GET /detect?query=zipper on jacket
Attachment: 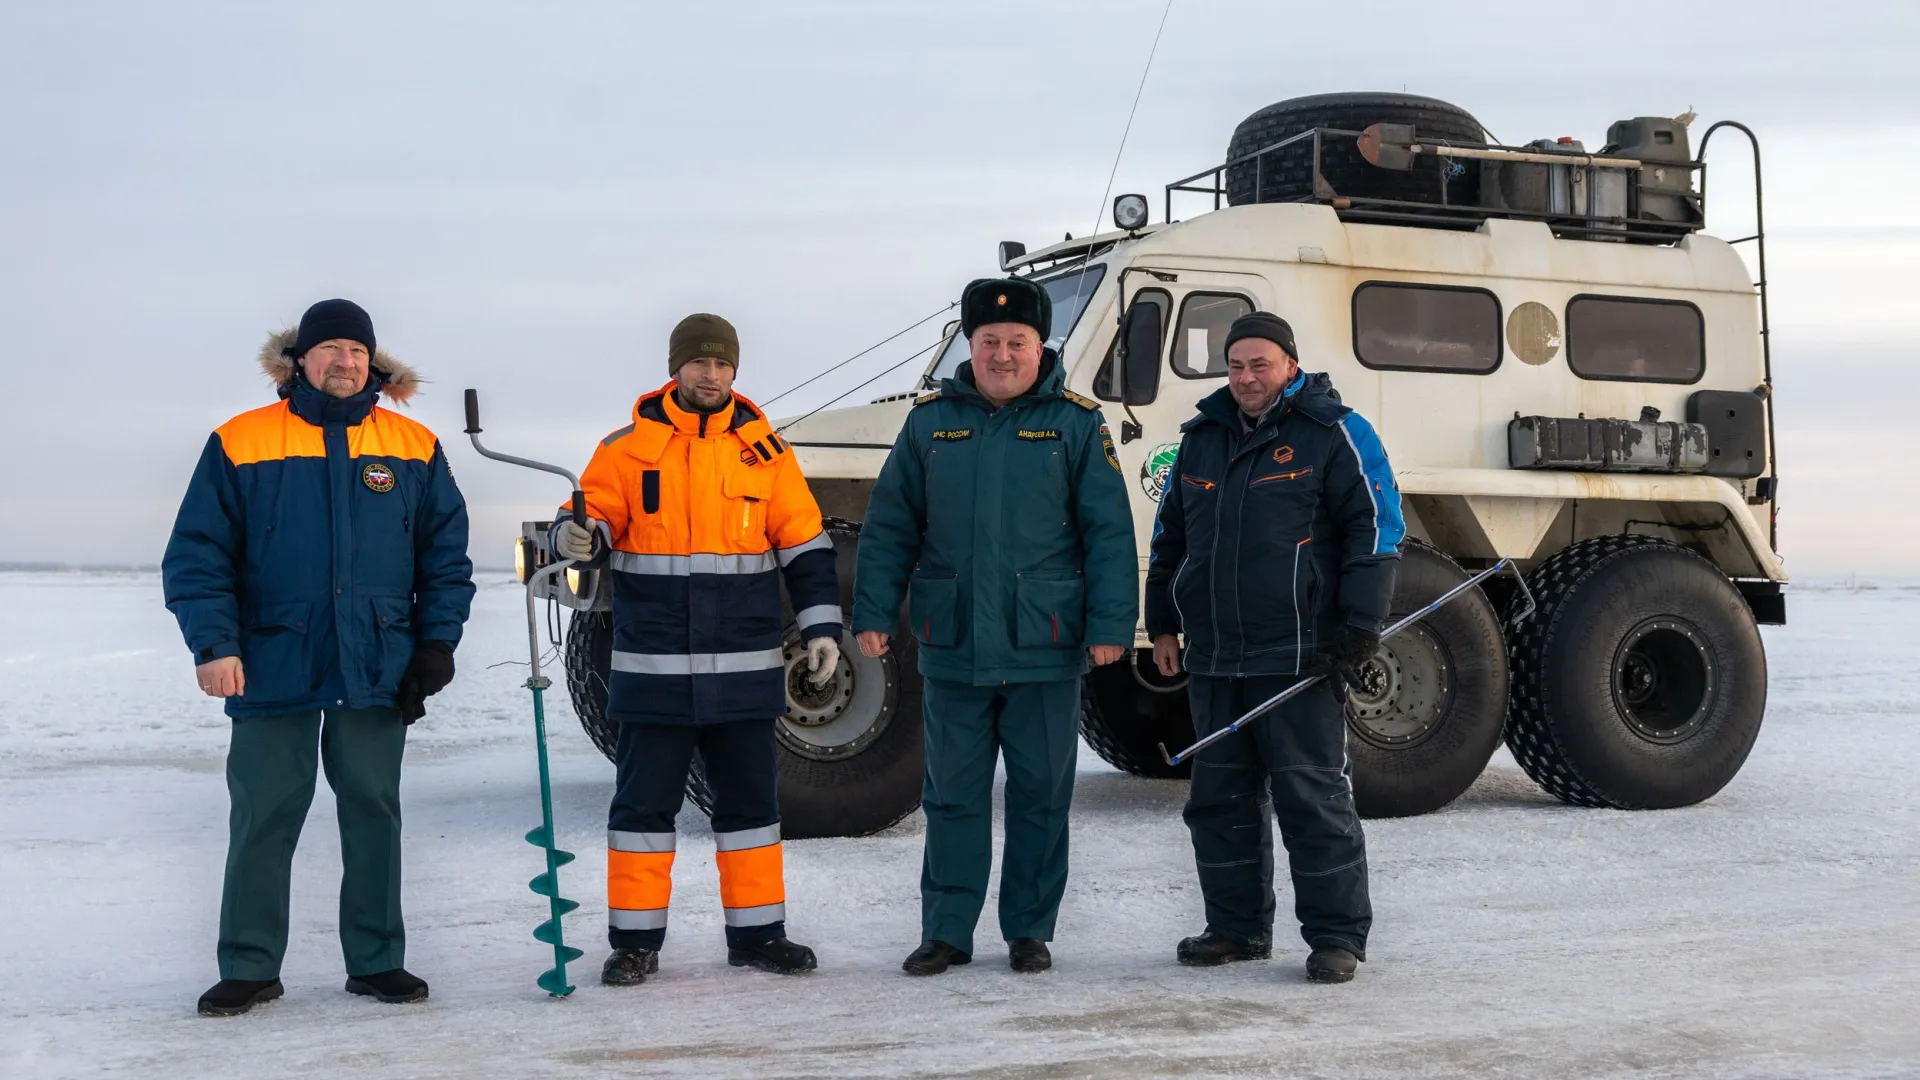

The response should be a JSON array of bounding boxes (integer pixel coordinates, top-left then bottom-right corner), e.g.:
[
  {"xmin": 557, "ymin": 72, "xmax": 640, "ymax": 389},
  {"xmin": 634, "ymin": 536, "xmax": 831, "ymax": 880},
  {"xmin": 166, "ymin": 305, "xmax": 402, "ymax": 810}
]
[
  {"xmin": 1252, "ymin": 467, "xmax": 1312, "ymax": 485},
  {"xmin": 1292, "ymin": 538, "xmax": 1309, "ymax": 675}
]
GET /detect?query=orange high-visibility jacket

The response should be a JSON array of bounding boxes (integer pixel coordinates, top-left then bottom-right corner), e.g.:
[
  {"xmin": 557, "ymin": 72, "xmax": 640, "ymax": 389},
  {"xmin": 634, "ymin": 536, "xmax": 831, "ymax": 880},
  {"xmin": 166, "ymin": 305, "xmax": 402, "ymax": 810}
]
[{"xmin": 555, "ymin": 382, "xmax": 840, "ymax": 725}]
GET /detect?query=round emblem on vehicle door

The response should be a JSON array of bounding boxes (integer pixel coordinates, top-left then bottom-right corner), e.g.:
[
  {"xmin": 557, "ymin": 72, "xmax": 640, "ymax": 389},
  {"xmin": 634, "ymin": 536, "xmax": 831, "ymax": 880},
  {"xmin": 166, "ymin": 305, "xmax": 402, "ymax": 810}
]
[
  {"xmin": 361, "ymin": 461, "xmax": 396, "ymax": 493},
  {"xmin": 1140, "ymin": 442, "xmax": 1181, "ymax": 502}
]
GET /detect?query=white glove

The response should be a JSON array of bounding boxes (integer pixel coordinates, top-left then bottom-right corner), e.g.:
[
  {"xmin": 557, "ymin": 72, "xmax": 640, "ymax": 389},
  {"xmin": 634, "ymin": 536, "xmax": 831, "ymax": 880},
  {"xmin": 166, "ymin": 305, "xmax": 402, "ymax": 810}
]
[
  {"xmin": 555, "ymin": 520, "xmax": 596, "ymax": 561},
  {"xmin": 805, "ymin": 636, "xmax": 841, "ymax": 684}
]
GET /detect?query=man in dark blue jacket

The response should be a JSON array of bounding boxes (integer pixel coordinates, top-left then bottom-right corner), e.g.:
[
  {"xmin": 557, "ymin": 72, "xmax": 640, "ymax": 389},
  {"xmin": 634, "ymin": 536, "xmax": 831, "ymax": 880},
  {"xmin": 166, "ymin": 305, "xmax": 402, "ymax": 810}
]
[
  {"xmin": 1144, "ymin": 311, "xmax": 1401, "ymax": 984},
  {"xmin": 163, "ymin": 299, "xmax": 474, "ymax": 1016}
]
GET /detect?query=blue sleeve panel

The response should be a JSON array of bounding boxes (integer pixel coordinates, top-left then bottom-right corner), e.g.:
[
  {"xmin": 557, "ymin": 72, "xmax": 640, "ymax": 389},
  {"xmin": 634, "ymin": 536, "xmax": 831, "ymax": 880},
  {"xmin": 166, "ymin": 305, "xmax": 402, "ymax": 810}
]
[
  {"xmin": 413, "ymin": 441, "xmax": 477, "ymax": 647},
  {"xmin": 1331, "ymin": 412, "xmax": 1405, "ymax": 630},
  {"xmin": 162, "ymin": 433, "xmax": 246, "ymax": 663},
  {"xmin": 780, "ymin": 546, "xmax": 841, "ymax": 640}
]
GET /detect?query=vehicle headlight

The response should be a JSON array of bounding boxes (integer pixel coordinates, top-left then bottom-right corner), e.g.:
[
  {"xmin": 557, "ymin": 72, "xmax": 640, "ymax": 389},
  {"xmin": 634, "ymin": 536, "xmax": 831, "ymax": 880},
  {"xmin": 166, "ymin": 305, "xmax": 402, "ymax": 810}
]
[{"xmin": 514, "ymin": 538, "xmax": 532, "ymax": 584}]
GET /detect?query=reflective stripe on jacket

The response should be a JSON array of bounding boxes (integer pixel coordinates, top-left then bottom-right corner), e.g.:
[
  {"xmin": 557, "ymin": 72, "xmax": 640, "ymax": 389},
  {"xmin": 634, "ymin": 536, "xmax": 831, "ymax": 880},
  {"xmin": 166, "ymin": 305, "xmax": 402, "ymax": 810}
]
[
  {"xmin": 162, "ymin": 374, "xmax": 475, "ymax": 716},
  {"xmin": 1144, "ymin": 372, "xmax": 1402, "ymax": 677},
  {"xmin": 558, "ymin": 383, "xmax": 838, "ymax": 724}
]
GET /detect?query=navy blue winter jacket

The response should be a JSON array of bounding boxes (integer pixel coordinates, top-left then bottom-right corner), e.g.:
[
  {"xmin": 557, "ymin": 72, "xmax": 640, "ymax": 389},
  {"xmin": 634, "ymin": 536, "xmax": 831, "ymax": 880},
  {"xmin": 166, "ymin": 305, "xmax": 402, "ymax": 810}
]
[
  {"xmin": 162, "ymin": 351, "xmax": 475, "ymax": 718},
  {"xmin": 1144, "ymin": 372, "xmax": 1403, "ymax": 677}
]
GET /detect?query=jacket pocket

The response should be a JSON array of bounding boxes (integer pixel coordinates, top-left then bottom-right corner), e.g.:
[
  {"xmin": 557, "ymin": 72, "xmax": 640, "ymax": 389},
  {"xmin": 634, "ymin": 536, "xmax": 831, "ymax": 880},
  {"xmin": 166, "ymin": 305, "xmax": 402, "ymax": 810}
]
[
  {"xmin": 369, "ymin": 594, "xmax": 415, "ymax": 694},
  {"xmin": 908, "ymin": 572, "xmax": 959, "ymax": 647},
  {"xmin": 1014, "ymin": 572, "xmax": 1086, "ymax": 648},
  {"xmin": 722, "ymin": 467, "xmax": 773, "ymax": 545},
  {"xmin": 238, "ymin": 601, "xmax": 312, "ymax": 706}
]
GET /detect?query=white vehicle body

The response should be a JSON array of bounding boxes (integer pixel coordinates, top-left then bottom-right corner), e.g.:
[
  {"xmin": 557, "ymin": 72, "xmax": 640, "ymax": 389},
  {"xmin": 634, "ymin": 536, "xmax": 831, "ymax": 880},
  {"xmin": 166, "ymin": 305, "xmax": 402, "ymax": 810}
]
[{"xmin": 782, "ymin": 201, "xmax": 1780, "ymax": 618}]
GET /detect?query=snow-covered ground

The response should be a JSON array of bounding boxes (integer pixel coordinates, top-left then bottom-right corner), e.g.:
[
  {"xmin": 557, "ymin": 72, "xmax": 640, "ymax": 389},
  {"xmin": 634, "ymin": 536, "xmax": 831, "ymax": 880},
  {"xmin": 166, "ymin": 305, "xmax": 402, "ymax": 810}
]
[{"xmin": 1, "ymin": 572, "xmax": 1916, "ymax": 1079}]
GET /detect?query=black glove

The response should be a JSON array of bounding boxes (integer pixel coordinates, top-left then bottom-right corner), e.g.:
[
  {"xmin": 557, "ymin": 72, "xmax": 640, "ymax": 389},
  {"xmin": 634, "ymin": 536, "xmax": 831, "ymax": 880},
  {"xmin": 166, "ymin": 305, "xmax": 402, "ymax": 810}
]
[
  {"xmin": 397, "ymin": 639, "xmax": 455, "ymax": 724},
  {"xmin": 1307, "ymin": 625, "xmax": 1381, "ymax": 689}
]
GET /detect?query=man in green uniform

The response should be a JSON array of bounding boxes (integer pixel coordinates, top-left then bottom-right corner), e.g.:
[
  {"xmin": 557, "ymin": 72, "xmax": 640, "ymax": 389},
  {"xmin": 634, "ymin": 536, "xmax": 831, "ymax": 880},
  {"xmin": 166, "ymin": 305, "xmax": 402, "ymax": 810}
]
[{"xmin": 853, "ymin": 276, "xmax": 1138, "ymax": 976}]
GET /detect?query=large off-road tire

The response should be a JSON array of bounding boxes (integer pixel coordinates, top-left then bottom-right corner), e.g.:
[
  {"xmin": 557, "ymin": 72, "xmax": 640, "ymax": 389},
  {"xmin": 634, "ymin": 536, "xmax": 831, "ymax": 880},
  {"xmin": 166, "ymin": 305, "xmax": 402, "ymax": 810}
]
[
  {"xmin": 1080, "ymin": 651, "xmax": 1196, "ymax": 780},
  {"xmin": 1505, "ymin": 535, "xmax": 1768, "ymax": 809},
  {"xmin": 564, "ymin": 607, "xmax": 618, "ymax": 758},
  {"xmin": 1225, "ymin": 91, "xmax": 1484, "ymax": 210},
  {"xmin": 565, "ymin": 520, "xmax": 925, "ymax": 838},
  {"xmin": 1346, "ymin": 541, "xmax": 1510, "ymax": 817}
]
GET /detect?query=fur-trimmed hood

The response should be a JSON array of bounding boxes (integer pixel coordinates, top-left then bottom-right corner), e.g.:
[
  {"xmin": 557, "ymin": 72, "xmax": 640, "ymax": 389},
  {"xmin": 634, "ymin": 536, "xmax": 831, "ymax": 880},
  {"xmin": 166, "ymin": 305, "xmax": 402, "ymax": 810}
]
[{"xmin": 258, "ymin": 327, "xmax": 421, "ymax": 404}]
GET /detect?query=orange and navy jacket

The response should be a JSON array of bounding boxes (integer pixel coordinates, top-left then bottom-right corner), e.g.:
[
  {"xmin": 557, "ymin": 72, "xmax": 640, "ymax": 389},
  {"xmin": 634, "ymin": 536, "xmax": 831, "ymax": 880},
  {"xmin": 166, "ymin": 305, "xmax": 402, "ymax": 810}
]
[
  {"xmin": 555, "ymin": 383, "xmax": 838, "ymax": 725},
  {"xmin": 162, "ymin": 372, "xmax": 475, "ymax": 717}
]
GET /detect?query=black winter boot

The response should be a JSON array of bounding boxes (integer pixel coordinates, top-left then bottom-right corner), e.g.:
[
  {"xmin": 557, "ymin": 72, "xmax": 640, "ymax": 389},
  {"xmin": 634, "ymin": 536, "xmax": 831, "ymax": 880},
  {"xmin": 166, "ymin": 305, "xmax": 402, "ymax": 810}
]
[
  {"xmin": 1008, "ymin": 939, "xmax": 1052, "ymax": 973},
  {"xmin": 345, "ymin": 968, "xmax": 429, "ymax": 1003},
  {"xmin": 901, "ymin": 940, "xmax": 971, "ymax": 976},
  {"xmin": 1306, "ymin": 946, "xmax": 1359, "ymax": 984},
  {"xmin": 601, "ymin": 948, "xmax": 658, "ymax": 986},
  {"xmin": 1177, "ymin": 931, "xmax": 1272, "ymax": 967},
  {"xmin": 197, "ymin": 978, "xmax": 283, "ymax": 1017},
  {"xmin": 728, "ymin": 937, "xmax": 817, "ymax": 975}
]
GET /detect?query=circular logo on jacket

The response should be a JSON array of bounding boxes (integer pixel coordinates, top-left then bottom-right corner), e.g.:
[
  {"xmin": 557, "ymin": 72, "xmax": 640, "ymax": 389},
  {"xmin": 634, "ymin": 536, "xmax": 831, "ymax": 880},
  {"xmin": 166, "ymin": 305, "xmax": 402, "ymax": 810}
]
[
  {"xmin": 361, "ymin": 461, "xmax": 396, "ymax": 493},
  {"xmin": 1140, "ymin": 442, "xmax": 1180, "ymax": 502}
]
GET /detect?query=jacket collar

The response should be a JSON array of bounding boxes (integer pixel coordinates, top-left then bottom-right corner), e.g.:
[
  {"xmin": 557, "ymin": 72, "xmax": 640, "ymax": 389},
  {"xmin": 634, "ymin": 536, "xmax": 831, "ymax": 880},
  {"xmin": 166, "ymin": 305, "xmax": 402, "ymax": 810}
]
[
  {"xmin": 286, "ymin": 372, "xmax": 381, "ymax": 427},
  {"xmin": 941, "ymin": 348, "xmax": 1064, "ymax": 410},
  {"xmin": 622, "ymin": 381, "xmax": 773, "ymax": 463}
]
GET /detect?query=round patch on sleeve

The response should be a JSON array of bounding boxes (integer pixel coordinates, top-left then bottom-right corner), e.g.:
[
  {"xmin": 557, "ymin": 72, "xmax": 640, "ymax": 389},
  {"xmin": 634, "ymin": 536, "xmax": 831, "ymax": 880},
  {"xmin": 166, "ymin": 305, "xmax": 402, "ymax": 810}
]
[{"xmin": 361, "ymin": 461, "xmax": 397, "ymax": 493}]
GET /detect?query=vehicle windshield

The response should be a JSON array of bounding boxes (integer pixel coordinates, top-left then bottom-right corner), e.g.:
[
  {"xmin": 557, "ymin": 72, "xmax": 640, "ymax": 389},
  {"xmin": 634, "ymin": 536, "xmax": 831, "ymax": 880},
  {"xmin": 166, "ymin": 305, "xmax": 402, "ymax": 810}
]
[{"xmin": 925, "ymin": 264, "xmax": 1109, "ymax": 386}]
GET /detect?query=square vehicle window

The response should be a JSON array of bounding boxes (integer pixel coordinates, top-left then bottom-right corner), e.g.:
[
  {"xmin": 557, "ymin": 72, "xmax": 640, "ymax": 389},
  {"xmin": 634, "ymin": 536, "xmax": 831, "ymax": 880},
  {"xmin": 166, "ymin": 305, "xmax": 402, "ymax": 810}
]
[
  {"xmin": 1352, "ymin": 282, "xmax": 1502, "ymax": 374},
  {"xmin": 1172, "ymin": 293, "xmax": 1255, "ymax": 377},
  {"xmin": 1567, "ymin": 295, "xmax": 1705, "ymax": 383}
]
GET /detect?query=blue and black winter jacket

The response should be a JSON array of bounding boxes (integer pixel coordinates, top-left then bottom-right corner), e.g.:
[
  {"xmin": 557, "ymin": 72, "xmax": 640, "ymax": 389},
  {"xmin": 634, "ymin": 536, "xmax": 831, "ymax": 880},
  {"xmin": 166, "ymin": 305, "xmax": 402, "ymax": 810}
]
[
  {"xmin": 1144, "ymin": 372, "xmax": 1403, "ymax": 677},
  {"xmin": 162, "ymin": 344, "xmax": 475, "ymax": 718}
]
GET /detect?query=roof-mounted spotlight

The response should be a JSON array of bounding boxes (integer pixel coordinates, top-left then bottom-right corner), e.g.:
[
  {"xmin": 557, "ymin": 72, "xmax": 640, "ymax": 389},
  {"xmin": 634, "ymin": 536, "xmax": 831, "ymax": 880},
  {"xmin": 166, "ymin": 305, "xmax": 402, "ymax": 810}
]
[
  {"xmin": 1113, "ymin": 193, "xmax": 1149, "ymax": 232},
  {"xmin": 997, "ymin": 240, "xmax": 1027, "ymax": 271}
]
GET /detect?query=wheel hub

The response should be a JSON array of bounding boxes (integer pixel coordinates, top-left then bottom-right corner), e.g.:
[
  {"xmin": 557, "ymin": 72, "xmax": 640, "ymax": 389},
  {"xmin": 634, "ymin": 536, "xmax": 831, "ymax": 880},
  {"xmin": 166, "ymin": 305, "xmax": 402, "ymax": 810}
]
[
  {"xmin": 776, "ymin": 634, "xmax": 895, "ymax": 761},
  {"xmin": 1345, "ymin": 624, "xmax": 1449, "ymax": 749},
  {"xmin": 1611, "ymin": 617, "xmax": 1715, "ymax": 744}
]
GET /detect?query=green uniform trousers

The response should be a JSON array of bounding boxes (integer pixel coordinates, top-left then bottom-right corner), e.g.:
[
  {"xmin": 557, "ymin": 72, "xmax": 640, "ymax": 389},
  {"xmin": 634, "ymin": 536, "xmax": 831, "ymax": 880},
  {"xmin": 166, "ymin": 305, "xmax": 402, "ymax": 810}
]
[
  {"xmin": 920, "ymin": 676, "xmax": 1081, "ymax": 954},
  {"xmin": 218, "ymin": 706, "xmax": 407, "ymax": 981}
]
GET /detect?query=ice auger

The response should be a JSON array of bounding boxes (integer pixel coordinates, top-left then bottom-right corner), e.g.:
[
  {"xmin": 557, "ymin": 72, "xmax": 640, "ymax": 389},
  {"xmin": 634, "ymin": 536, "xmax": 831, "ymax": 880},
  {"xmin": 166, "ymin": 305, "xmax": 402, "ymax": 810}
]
[
  {"xmin": 464, "ymin": 389, "xmax": 586, "ymax": 997},
  {"xmin": 1159, "ymin": 558, "xmax": 1536, "ymax": 767}
]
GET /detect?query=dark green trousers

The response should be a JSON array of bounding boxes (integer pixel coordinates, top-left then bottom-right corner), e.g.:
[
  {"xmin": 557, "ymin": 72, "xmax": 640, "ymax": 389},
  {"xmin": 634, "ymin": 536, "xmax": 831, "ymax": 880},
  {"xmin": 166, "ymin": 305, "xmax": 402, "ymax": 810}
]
[
  {"xmin": 218, "ymin": 706, "xmax": 407, "ymax": 980},
  {"xmin": 920, "ymin": 677, "xmax": 1081, "ymax": 954}
]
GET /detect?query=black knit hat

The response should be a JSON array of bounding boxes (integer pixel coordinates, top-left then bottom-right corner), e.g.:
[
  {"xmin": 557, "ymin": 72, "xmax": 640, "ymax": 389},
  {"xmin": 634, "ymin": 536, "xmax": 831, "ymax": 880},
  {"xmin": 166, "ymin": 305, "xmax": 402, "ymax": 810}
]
[
  {"xmin": 1223, "ymin": 311, "xmax": 1297, "ymax": 361},
  {"xmin": 961, "ymin": 277, "xmax": 1051, "ymax": 340},
  {"xmin": 290, "ymin": 298, "xmax": 376, "ymax": 359}
]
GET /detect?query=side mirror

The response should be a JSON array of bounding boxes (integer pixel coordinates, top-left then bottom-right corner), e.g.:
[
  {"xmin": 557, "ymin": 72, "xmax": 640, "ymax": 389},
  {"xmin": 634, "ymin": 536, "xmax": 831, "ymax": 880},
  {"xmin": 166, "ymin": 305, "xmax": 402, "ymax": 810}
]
[
  {"xmin": 1112, "ymin": 294, "xmax": 1165, "ymax": 424},
  {"xmin": 997, "ymin": 241, "xmax": 1027, "ymax": 271}
]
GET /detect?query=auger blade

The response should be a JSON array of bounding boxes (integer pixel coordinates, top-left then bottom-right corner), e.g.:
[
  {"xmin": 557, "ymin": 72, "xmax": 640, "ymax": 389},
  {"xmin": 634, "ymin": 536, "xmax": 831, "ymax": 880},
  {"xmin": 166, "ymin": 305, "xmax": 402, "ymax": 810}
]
[
  {"xmin": 533, "ymin": 920, "xmax": 583, "ymax": 949},
  {"xmin": 525, "ymin": 825, "xmax": 552, "ymax": 848},
  {"xmin": 530, "ymin": 871, "xmax": 560, "ymax": 896},
  {"xmin": 550, "ymin": 847, "xmax": 576, "ymax": 868},
  {"xmin": 552, "ymin": 896, "xmax": 581, "ymax": 916},
  {"xmin": 536, "ymin": 968, "xmax": 576, "ymax": 998}
]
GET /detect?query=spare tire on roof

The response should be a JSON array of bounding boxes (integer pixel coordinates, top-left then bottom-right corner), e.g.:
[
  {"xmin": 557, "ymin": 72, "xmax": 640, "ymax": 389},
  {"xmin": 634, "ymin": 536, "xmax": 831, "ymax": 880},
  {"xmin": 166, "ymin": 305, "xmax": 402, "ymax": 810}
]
[{"xmin": 1225, "ymin": 91, "xmax": 1485, "ymax": 210}]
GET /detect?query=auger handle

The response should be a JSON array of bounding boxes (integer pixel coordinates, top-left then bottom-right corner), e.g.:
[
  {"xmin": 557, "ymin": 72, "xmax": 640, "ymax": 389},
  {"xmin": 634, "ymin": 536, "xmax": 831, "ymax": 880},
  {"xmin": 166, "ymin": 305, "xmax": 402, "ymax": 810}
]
[
  {"xmin": 571, "ymin": 490, "xmax": 587, "ymax": 528},
  {"xmin": 464, "ymin": 388, "xmax": 482, "ymax": 435}
]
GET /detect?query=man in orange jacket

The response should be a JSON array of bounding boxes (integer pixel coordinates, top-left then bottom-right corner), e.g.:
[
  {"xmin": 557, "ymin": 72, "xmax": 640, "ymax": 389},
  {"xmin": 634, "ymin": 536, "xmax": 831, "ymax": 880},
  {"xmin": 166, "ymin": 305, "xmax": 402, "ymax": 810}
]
[{"xmin": 552, "ymin": 313, "xmax": 840, "ymax": 983}]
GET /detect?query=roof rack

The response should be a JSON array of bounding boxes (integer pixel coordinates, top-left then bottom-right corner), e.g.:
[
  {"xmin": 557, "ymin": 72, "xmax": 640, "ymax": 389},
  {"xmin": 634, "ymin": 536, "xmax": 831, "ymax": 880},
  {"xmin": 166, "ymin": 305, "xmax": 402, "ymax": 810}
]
[{"xmin": 1165, "ymin": 125, "xmax": 1707, "ymax": 245}]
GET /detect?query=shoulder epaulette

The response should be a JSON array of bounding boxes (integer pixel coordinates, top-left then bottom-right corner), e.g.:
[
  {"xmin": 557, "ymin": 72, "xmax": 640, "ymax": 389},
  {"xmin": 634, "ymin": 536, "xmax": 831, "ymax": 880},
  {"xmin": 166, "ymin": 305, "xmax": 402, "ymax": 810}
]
[
  {"xmin": 1062, "ymin": 390, "xmax": 1100, "ymax": 411},
  {"xmin": 913, "ymin": 390, "xmax": 943, "ymax": 406}
]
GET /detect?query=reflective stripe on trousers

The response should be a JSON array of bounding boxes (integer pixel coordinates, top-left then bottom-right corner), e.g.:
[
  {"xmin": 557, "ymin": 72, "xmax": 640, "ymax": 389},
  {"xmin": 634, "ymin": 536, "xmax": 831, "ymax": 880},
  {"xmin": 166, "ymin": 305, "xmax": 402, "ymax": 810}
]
[
  {"xmin": 714, "ymin": 824, "xmax": 785, "ymax": 927},
  {"xmin": 607, "ymin": 830, "xmax": 675, "ymax": 931},
  {"xmin": 610, "ymin": 648, "xmax": 786, "ymax": 676}
]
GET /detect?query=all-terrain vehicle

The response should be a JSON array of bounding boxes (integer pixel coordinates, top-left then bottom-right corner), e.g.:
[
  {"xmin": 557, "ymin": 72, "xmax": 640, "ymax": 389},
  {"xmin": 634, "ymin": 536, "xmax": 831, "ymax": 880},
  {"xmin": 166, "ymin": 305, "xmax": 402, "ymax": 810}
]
[{"xmin": 536, "ymin": 92, "xmax": 1783, "ymax": 836}]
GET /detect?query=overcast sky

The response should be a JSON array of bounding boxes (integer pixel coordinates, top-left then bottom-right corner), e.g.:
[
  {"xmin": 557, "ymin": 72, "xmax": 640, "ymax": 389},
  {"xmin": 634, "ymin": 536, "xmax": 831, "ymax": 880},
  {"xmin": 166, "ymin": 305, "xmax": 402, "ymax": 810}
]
[{"xmin": 3, "ymin": 1, "xmax": 1914, "ymax": 575}]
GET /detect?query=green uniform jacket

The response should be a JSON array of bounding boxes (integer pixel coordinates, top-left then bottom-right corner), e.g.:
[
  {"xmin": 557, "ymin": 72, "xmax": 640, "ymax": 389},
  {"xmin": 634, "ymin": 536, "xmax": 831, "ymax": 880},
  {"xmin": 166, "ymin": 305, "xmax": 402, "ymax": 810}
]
[{"xmin": 853, "ymin": 353, "xmax": 1139, "ymax": 686}]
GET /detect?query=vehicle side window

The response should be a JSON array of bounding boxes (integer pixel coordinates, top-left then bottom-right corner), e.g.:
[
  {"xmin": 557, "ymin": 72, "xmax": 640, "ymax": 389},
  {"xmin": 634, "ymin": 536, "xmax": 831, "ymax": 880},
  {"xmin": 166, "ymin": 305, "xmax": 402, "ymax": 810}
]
[
  {"xmin": 1566, "ymin": 295, "xmax": 1705, "ymax": 383},
  {"xmin": 1352, "ymin": 282, "xmax": 1502, "ymax": 374},
  {"xmin": 1171, "ymin": 293, "xmax": 1255, "ymax": 378},
  {"xmin": 1094, "ymin": 289, "xmax": 1169, "ymax": 404}
]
